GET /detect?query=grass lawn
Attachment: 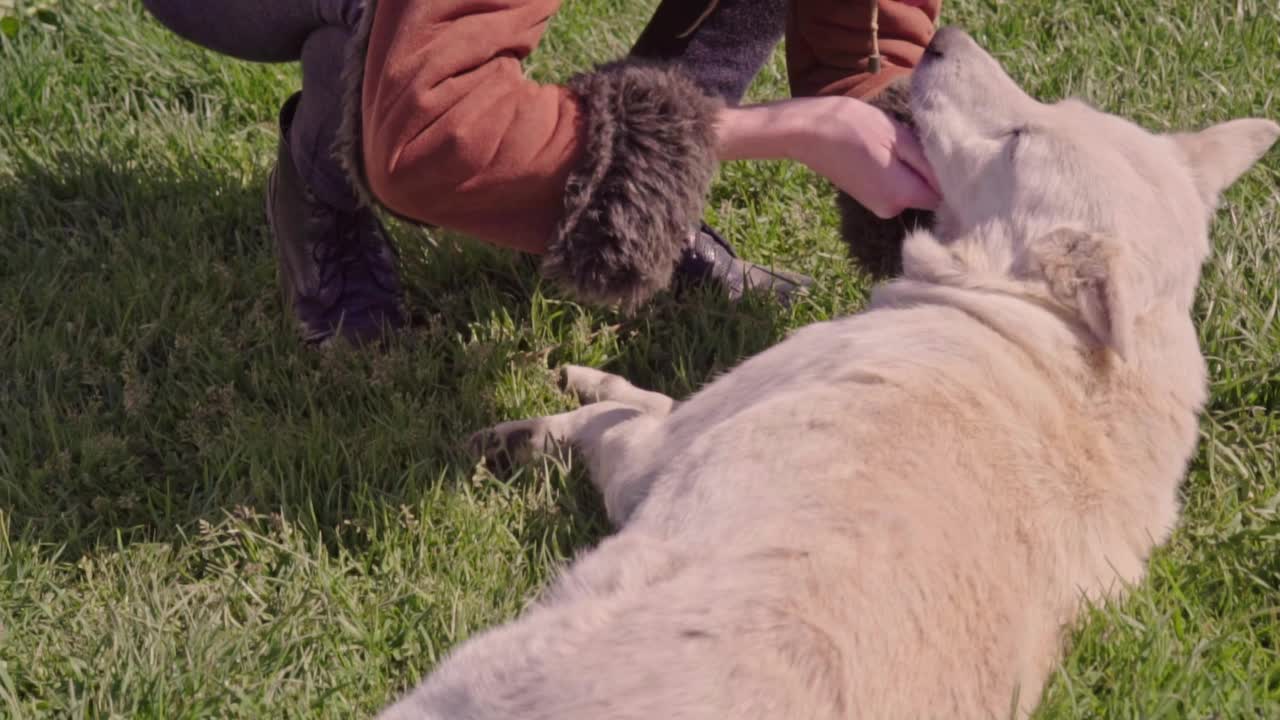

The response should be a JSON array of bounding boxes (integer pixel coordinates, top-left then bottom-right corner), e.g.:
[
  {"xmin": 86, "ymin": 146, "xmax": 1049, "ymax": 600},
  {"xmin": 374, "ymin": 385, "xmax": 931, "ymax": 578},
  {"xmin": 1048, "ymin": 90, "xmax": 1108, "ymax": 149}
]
[{"xmin": 2, "ymin": 0, "xmax": 1278, "ymax": 716}]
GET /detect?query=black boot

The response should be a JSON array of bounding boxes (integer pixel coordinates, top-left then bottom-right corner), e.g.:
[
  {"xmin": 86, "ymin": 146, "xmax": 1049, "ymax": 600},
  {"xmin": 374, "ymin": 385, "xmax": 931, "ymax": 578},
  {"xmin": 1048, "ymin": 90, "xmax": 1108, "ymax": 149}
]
[
  {"xmin": 674, "ymin": 223, "xmax": 812, "ymax": 303},
  {"xmin": 267, "ymin": 92, "xmax": 406, "ymax": 346}
]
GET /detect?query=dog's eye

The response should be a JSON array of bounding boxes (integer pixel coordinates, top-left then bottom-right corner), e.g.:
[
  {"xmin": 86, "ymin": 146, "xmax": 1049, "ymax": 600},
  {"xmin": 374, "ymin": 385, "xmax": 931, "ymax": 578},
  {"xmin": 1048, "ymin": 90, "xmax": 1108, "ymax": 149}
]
[{"xmin": 1004, "ymin": 126, "xmax": 1028, "ymax": 157}]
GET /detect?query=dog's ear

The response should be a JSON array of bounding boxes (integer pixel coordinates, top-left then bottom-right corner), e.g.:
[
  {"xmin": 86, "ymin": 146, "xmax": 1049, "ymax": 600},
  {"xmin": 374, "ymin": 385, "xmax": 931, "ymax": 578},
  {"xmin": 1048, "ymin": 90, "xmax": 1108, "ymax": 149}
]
[
  {"xmin": 1172, "ymin": 119, "xmax": 1279, "ymax": 206},
  {"xmin": 1028, "ymin": 228, "xmax": 1136, "ymax": 360}
]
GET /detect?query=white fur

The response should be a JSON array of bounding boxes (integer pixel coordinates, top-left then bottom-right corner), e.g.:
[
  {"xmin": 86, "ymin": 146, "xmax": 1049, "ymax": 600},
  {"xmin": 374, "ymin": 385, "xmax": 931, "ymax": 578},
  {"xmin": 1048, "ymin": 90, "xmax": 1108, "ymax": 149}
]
[{"xmin": 380, "ymin": 28, "xmax": 1278, "ymax": 719}]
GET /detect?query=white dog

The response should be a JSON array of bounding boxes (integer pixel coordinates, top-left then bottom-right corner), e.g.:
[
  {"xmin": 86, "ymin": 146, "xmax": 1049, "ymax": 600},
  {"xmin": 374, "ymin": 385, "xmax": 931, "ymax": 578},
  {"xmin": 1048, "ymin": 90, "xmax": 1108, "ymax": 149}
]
[{"xmin": 380, "ymin": 27, "xmax": 1278, "ymax": 719}]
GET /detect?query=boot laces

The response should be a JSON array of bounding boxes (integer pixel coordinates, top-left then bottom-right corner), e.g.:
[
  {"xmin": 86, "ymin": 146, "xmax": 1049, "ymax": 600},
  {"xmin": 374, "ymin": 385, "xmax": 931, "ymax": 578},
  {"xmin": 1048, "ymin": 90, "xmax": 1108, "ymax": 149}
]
[{"xmin": 310, "ymin": 208, "xmax": 400, "ymax": 308}]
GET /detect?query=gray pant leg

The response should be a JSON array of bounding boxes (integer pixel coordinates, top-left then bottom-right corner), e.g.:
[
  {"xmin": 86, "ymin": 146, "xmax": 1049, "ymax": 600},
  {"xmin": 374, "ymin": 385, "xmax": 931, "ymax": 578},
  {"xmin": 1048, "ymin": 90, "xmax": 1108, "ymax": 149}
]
[
  {"xmin": 629, "ymin": 0, "xmax": 788, "ymax": 105},
  {"xmin": 142, "ymin": 0, "xmax": 363, "ymax": 209}
]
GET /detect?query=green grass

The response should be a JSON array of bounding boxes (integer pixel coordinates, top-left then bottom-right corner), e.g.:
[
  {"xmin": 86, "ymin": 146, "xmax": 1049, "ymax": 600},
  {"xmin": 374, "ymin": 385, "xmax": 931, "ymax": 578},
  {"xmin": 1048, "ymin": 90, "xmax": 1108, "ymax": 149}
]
[{"xmin": 1, "ymin": 0, "xmax": 1278, "ymax": 716}]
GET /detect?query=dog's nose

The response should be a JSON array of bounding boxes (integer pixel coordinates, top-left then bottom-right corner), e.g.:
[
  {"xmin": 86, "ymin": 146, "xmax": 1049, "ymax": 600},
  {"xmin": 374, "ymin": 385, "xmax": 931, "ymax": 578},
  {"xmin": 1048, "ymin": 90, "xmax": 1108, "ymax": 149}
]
[{"xmin": 923, "ymin": 25, "xmax": 968, "ymax": 59}]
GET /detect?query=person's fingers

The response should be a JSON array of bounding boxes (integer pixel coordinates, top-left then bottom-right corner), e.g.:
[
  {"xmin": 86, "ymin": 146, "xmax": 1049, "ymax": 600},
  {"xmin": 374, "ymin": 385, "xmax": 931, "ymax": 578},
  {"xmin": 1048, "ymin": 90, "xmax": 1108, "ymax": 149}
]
[
  {"xmin": 807, "ymin": 100, "xmax": 940, "ymax": 216},
  {"xmin": 892, "ymin": 121, "xmax": 941, "ymax": 196},
  {"xmin": 881, "ymin": 161, "xmax": 941, "ymax": 217}
]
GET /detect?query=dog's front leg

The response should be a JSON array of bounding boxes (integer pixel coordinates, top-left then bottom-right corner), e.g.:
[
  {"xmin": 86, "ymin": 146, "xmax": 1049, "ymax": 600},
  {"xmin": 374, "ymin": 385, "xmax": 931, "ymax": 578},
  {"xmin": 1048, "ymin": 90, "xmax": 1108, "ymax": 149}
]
[
  {"xmin": 469, "ymin": 406, "xmax": 662, "ymax": 526},
  {"xmin": 558, "ymin": 365, "xmax": 678, "ymax": 416}
]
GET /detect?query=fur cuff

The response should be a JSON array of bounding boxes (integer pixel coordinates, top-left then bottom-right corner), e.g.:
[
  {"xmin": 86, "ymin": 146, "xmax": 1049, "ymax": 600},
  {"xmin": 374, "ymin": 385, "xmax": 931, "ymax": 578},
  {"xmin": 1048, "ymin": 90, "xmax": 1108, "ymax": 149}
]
[
  {"xmin": 542, "ymin": 61, "xmax": 723, "ymax": 309},
  {"xmin": 335, "ymin": 0, "xmax": 385, "ymax": 215},
  {"xmin": 838, "ymin": 78, "xmax": 935, "ymax": 279}
]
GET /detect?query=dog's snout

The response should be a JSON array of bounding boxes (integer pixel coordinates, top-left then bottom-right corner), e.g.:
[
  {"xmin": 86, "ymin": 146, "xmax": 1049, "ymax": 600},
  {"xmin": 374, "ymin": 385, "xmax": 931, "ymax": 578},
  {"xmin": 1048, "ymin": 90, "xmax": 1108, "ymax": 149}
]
[{"xmin": 923, "ymin": 26, "xmax": 970, "ymax": 60}]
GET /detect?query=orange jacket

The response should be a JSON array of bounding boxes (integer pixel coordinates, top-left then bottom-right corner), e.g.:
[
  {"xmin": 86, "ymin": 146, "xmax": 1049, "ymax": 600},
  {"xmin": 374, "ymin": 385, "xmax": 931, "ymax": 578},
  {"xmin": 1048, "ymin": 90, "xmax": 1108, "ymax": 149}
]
[
  {"xmin": 788, "ymin": 0, "xmax": 941, "ymax": 99},
  {"xmin": 340, "ymin": 0, "xmax": 940, "ymax": 305}
]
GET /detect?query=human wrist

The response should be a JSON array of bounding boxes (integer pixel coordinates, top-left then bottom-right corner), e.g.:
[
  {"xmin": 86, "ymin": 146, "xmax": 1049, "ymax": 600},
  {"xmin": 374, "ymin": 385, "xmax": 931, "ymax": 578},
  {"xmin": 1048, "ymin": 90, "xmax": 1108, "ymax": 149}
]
[{"xmin": 715, "ymin": 100, "xmax": 818, "ymax": 165}]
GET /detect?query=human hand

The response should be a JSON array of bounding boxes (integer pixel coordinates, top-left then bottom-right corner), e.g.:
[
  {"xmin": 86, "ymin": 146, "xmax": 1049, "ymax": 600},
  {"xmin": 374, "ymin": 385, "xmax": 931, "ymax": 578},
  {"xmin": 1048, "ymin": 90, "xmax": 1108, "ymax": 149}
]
[
  {"xmin": 716, "ymin": 97, "xmax": 941, "ymax": 217},
  {"xmin": 786, "ymin": 96, "xmax": 941, "ymax": 218}
]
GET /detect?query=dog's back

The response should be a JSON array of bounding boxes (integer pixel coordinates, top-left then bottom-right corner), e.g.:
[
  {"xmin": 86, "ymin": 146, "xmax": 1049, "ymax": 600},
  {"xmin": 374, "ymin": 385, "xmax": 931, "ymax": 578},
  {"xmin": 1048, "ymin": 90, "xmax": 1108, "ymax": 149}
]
[{"xmin": 383, "ymin": 291, "xmax": 1193, "ymax": 719}]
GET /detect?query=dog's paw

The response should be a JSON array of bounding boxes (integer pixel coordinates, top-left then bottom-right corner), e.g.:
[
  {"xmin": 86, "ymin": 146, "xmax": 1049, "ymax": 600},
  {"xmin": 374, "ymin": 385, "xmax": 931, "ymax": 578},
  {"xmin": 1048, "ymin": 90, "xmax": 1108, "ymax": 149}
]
[
  {"xmin": 467, "ymin": 420, "xmax": 552, "ymax": 472},
  {"xmin": 559, "ymin": 365, "xmax": 620, "ymax": 404}
]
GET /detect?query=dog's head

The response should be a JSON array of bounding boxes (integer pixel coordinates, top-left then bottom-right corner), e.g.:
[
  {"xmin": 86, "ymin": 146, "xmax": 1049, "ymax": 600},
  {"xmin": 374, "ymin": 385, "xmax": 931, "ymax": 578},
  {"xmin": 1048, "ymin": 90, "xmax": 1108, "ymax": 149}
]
[{"xmin": 902, "ymin": 27, "xmax": 1277, "ymax": 360}]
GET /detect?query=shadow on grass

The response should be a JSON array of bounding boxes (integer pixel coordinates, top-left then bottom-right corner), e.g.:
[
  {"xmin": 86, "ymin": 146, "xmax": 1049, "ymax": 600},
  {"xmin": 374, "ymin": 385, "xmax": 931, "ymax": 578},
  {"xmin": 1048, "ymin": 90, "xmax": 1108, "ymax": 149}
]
[{"xmin": 0, "ymin": 150, "xmax": 795, "ymax": 560}]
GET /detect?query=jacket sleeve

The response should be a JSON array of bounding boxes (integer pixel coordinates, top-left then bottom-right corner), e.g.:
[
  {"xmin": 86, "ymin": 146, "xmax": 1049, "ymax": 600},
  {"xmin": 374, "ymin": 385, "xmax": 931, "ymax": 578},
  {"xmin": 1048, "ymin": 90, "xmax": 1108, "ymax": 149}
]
[
  {"xmin": 345, "ymin": 0, "xmax": 723, "ymax": 308},
  {"xmin": 785, "ymin": 0, "xmax": 941, "ymax": 100}
]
